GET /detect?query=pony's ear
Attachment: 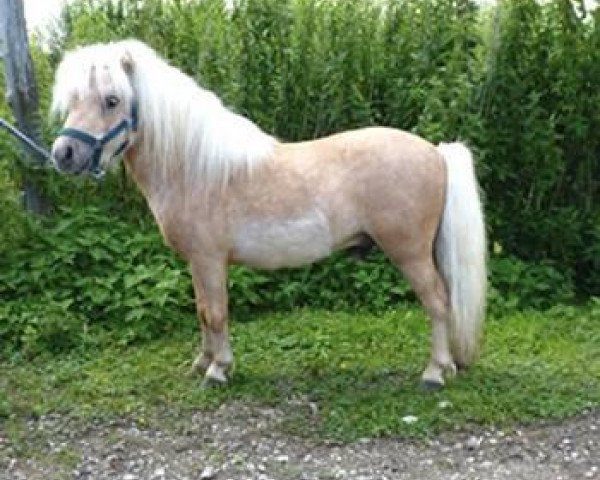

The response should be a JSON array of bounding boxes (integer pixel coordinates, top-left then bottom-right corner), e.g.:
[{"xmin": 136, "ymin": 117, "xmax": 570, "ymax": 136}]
[{"xmin": 121, "ymin": 50, "xmax": 134, "ymax": 75}]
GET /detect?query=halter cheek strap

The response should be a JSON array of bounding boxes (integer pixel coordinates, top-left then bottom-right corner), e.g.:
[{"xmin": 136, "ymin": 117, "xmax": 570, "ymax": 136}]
[{"xmin": 58, "ymin": 99, "xmax": 139, "ymax": 179}]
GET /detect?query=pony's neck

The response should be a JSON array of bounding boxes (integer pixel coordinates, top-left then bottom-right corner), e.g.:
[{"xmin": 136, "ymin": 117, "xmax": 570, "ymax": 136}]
[
  {"xmin": 124, "ymin": 147, "xmax": 150, "ymax": 195},
  {"xmin": 130, "ymin": 58, "xmax": 277, "ymax": 192},
  {"xmin": 124, "ymin": 145, "xmax": 184, "ymax": 223}
]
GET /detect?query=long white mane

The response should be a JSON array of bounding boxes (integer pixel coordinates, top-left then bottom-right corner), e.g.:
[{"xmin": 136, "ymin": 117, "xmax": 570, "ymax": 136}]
[{"xmin": 51, "ymin": 39, "xmax": 276, "ymax": 187}]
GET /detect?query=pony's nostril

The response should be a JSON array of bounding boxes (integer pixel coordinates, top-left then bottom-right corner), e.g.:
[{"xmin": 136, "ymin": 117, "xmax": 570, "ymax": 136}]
[
  {"xmin": 54, "ymin": 143, "xmax": 75, "ymax": 169},
  {"xmin": 64, "ymin": 145, "xmax": 73, "ymax": 161}
]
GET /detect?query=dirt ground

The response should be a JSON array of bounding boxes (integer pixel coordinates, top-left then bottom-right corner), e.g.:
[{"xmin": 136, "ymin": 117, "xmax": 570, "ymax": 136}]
[{"xmin": 1, "ymin": 403, "xmax": 597, "ymax": 480}]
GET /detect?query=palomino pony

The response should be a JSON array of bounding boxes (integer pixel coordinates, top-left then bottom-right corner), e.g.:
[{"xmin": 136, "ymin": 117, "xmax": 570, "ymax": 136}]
[{"xmin": 51, "ymin": 39, "xmax": 486, "ymax": 390}]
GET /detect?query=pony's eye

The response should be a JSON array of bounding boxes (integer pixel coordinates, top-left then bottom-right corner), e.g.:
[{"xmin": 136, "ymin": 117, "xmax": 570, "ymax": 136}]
[{"xmin": 105, "ymin": 95, "xmax": 120, "ymax": 109}]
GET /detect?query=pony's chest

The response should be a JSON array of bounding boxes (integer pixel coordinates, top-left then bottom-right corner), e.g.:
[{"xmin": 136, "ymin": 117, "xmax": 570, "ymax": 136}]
[{"xmin": 231, "ymin": 209, "xmax": 332, "ymax": 269}]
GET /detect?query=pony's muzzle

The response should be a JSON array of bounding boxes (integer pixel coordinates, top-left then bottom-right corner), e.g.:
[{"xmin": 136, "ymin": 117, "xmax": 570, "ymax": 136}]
[{"xmin": 51, "ymin": 136, "xmax": 93, "ymax": 174}]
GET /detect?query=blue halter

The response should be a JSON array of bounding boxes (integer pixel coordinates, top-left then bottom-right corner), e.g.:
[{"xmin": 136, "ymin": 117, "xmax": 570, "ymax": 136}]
[{"xmin": 58, "ymin": 99, "xmax": 138, "ymax": 179}]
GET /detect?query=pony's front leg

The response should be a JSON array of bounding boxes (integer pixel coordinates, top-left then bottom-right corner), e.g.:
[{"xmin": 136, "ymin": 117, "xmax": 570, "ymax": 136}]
[{"xmin": 189, "ymin": 257, "xmax": 233, "ymax": 386}]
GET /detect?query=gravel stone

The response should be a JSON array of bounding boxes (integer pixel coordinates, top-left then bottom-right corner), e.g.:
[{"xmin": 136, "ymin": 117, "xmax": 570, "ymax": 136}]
[{"xmin": 200, "ymin": 465, "xmax": 218, "ymax": 479}]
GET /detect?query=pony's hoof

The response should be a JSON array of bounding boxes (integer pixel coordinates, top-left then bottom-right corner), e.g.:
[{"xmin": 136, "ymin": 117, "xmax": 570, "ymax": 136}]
[
  {"xmin": 421, "ymin": 379, "xmax": 444, "ymax": 391},
  {"xmin": 200, "ymin": 362, "xmax": 229, "ymax": 389},
  {"xmin": 201, "ymin": 376, "xmax": 227, "ymax": 389}
]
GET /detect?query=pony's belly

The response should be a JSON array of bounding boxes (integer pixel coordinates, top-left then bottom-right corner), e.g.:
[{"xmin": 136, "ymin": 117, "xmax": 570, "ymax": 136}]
[{"xmin": 231, "ymin": 210, "xmax": 333, "ymax": 269}]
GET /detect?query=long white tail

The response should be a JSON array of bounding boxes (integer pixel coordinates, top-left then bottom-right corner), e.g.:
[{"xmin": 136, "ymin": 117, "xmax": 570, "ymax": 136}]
[{"xmin": 435, "ymin": 143, "xmax": 487, "ymax": 367}]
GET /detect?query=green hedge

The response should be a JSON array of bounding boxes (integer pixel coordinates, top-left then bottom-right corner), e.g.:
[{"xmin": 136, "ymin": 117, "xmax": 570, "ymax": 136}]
[
  {"xmin": 0, "ymin": 206, "xmax": 575, "ymax": 357},
  {"xmin": 0, "ymin": 0, "xmax": 597, "ymax": 357},
  {"xmin": 33, "ymin": 0, "xmax": 597, "ymax": 294},
  {"xmin": 478, "ymin": 1, "xmax": 600, "ymax": 294}
]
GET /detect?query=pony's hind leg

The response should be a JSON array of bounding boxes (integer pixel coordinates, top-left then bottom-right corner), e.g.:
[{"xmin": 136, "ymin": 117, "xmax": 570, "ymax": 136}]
[
  {"xmin": 189, "ymin": 257, "xmax": 234, "ymax": 386},
  {"xmin": 377, "ymin": 239, "xmax": 455, "ymax": 389},
  {"xmin": 401, "ymin": 257, "xmax": 455, "ymax": 389}
]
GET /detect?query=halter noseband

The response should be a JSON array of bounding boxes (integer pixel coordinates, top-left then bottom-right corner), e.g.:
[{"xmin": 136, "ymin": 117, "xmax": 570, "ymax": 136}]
[{"xmin": 58, "ymin": 99, "xmax": 139, "ymax": 179}]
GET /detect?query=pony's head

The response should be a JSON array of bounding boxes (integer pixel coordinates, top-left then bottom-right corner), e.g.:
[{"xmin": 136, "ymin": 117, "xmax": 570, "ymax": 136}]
[
  {"xmin": 51, "ymin": 39, "xmax": 275, "ymax": 186},
  {"xmin": 51, "ymin": 41, "xmax": 144, "ymax": 177}
]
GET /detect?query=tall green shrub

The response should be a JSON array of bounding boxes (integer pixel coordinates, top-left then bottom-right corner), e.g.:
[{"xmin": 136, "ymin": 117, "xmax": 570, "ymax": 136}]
[
  {"xmin": 4, "ymin": 0, "xmax": 598, "ymax": 357},
  {"xmin": 479, "ymin": 0, "xmax": 600, "ymax": 292},
  {"xmin": 17, "ymin": 0, "xmax": 599, "ymax": 298},
  {"xmin": 0, "ymin": 71, "xmax": 27, "ymax": 251}
]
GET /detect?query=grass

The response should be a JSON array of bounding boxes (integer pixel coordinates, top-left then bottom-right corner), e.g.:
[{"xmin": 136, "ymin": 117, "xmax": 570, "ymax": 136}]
[{"xmin": 1, "ymin": 304, "xmax": 599, "ymax": 442}]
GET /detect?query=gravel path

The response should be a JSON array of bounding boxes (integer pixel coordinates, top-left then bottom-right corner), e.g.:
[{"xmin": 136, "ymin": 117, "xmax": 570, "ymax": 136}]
[{"xmin": 1, "ymin": 403, "xmax": 597, "ymax": 480}]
